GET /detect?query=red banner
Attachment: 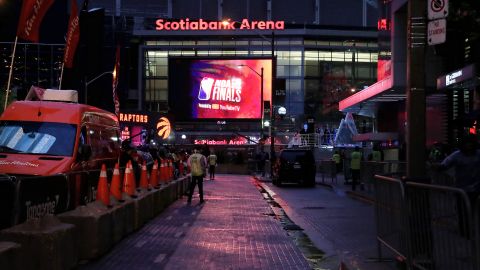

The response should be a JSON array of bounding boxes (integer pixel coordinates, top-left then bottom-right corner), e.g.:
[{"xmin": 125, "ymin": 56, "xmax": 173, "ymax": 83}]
[
  {"xmin": 63, "ymin": 0, "xmax": 80, "ymax": 68},
  {"xmin": 112, "ymin": 46, "xmax": 120, "ymax": 116},
  {"xmin": 17, "ymin": 0, "xmax": 55, "ymax": 42}
]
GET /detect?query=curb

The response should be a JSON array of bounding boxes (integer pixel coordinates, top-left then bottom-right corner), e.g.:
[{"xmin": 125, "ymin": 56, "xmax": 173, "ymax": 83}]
[{"xmin": 253, "ymin": 176, "xmax": 346, "ymax": 270}]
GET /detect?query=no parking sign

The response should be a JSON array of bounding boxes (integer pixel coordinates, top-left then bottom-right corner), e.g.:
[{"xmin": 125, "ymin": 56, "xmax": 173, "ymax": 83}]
[{"xmin": 428, "ymin": 0, "xmax": 448, "ymax": 20}]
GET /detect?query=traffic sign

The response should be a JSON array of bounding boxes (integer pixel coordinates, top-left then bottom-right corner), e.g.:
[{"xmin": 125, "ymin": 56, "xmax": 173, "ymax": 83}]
[
  {"xmin": 428, "ymin": 19, "xmax": 446, "ymax": 45},
  {"xmin": 428, "ymin": 0, "xmax": 448, "ymax": 20}
]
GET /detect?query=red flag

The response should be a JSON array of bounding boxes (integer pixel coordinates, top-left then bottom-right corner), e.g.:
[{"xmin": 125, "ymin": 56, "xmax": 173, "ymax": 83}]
[
  {"xmin": 17, "ymin": 0, "xmax": 55, "ymax": 42},
  {"xmin": 63, "ymin": 0, "xmax": 80, "ymax": 68},
  {"xmin": 112, "ymin": 46, "xmax": 120, "ymax": 116}
]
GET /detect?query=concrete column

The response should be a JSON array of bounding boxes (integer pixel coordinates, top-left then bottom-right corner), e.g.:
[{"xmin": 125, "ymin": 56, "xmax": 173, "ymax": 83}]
[{"xmin": 406, "ymin": 0, "xmax": 427, "ymax": 179}]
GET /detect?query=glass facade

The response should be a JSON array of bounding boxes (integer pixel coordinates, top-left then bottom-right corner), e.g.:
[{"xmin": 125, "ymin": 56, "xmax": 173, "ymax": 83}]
[
  {"xmin": 0, "ymin": 42, "xmax": 64, "ymax": 101},
  {"xmin": 142, "ymin": 38, "xmax": 378, "ymax": 126}
]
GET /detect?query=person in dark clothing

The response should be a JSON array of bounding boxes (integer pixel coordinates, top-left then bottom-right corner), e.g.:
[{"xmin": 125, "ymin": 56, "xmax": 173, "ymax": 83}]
[
  {"xmin": 119, "ymin": 140, "xmax": 142, "ymax": 184},
  {"xmin": 258, "ymin": 149, "xmax": 269, "ymax": 177}
]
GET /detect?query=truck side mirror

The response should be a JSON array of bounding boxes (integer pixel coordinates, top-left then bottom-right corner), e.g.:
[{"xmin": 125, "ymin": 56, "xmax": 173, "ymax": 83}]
[{"xmin": 78, "ymin": 144, "xmax": 92, "ymax": 161}]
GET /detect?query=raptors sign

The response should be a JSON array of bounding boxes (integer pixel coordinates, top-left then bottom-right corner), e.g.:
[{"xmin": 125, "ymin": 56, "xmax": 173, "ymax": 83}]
[{"xmin": 168, "ymin": 58, "xmax": 272, "ymax": 120}]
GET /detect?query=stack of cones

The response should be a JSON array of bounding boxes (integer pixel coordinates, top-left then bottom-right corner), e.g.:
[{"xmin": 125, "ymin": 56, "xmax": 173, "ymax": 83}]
[
  {"xmin": 123, "ymin": 160, "xmax": 137, "ymax": 198},
  {"xmin": 110, "ymin": 163, "xmax": 123, "ymax": 202},
  {"xmin": 149, "ymin": 160, "xmax": 159, "ymax": 188},
  {"xmin": 139, "ymin": 161, "xmax": 149, "ymax": 190},
  {"xmin": 167, "ymin": 160, "xmax": 172, "ymax": 181},
  {"xmin": 160, "ymin": 158, "xmax": 166, "ymax": 184},
  {"xmin": 97, "ymin": 164, "xmax": 111, "ymax": 207}
]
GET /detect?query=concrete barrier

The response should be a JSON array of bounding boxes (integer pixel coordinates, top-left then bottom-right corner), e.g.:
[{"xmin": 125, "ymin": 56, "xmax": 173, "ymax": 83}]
[
  {"xmin": 0, "ymin": 241, "xmax": 21, "ymax": 270},
  {"xmin": 0, "ymin": 215, "xmax": 77, "ymax": 270},
  {"xmin": 58, "ymin": 201, "xmax": 113, "ymax": 261},
  {"xmin": 0, "ymin": 175, "xmax": 190, "ymax": 268},
  {"xmin": 152, "ymin": 186, "xmax": 165, "ymax": 215}
]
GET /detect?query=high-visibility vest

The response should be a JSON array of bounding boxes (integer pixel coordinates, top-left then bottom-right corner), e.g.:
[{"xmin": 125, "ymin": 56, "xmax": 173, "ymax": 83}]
[
  {"xmin": 332, "ymin": 154, "xmax": 341, "ymax": 164},
  {"xmin": 350, "ymin": 151, "xmax": 361, "ymax": 170}
]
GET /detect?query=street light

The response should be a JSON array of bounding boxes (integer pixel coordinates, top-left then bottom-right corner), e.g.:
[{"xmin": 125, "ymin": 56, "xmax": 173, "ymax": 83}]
[
  {"xmin": 84, "ymin": 71, "xmax": 113, "ymax": 104},
  {"xmin": 224, "ymin": 18, "xmax": 276, "ymax": 177},
  {"xmin": 238, "ymin": 64, "xmax": 264, "ymax": 135}
]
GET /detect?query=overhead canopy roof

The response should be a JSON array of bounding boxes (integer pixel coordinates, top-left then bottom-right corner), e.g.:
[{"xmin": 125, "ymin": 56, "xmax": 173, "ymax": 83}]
[{"xmin": 338, "ymin": 76, "xmax": 405, "ymax": 117}]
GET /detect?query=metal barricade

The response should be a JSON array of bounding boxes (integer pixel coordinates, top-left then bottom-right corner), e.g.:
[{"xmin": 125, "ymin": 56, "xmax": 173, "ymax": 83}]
[
  {"xmin": 406, "ymin": 182, "xmax": 477, "ymax": 270},
  {"xmin": 319, "ymin": 160, "xmax": 337, "ymax": 183},
  {"xmin": 374, "ymin": 175, "xmax": 409, "ymax": 264},
  {"xmin": 361, "ymin": 161, "xmax": 387, "ymax": 193}
]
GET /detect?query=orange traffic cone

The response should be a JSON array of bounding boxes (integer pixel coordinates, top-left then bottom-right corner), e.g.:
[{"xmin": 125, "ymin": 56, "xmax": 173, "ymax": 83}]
[
  {"xmin": 97, "ymin": 164, "xmax": 111, "ymax": 207},
  {"xmin": 139, "ymin": 161, "xmax": 149, "ymax": 189},
  {"xmin": 110, "ymin": 163, "xmax": 123, "ymax": 202},
  {"xmin": 123, "ymin": 160, "xmax": 137, "ymax": 197},
  {"xmin": 160, "ymin": 158, "xmax": 166, "ymax": 184},
  {"xmin": 149, "ymin": 160, "xmax": 159, "ymax": 188},
  {"xmin": 168, "ymin": 160, "xmax": 173, "ymax": 180}
]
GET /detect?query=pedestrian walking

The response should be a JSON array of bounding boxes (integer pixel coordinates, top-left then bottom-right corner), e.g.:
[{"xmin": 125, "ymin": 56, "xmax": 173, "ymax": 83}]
[
  {"xmin": 436, "ymin": 134, "xmax": 480, "ymax": 237},
  {"xmin": 207, "ymin": 151, "xmax": 218, "ymax": 180},
  {"xmin": 258, "ymin": 149, "xmax": 269, "ymax": 177},
  {"xmin": 187, "ymin": 147, "xmax": 207, "ymax": 204},
  {"xmin": 350, "ymin": 146, "xmax": 362, "ymax": 191},
  {"xmin": 332, "ymin": 150, "xmax": 341, "ymax": 174},
  {"xmin": 437, "ymin": 134, "xmax": 480, "ymax": 201}
]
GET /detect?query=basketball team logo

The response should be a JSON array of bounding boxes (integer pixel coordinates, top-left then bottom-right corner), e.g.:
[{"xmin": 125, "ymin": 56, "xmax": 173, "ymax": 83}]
[{"xmin": 156, "ymin": 117, "xmax": 171, "ymax": 139}]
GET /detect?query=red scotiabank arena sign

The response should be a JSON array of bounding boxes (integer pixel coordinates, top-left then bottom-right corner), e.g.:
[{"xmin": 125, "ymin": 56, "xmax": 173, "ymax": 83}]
[{"xmin": 156, "ymin": 18, "xmax": 285, "ymax": 31}]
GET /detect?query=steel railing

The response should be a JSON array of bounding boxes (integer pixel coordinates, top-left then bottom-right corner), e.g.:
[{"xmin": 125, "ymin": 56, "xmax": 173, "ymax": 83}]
[{"xmin": 374, "ymin": 174, "xmax": 480, "ymax": 270}]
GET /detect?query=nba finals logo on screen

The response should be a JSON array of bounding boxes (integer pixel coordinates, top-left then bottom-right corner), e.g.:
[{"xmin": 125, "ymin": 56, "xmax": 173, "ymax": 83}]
[{"xmin": 198, "ymin": 77, "xmax": 242, "ymax": 103}]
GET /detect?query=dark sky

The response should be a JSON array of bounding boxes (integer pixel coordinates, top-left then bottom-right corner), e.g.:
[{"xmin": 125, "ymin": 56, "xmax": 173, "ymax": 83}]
[{"xmin": 0, "ymin": 0, "xmax": 67, "ymax": 43}]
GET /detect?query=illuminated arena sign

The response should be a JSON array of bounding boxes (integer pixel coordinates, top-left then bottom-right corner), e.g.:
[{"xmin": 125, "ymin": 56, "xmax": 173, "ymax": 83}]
[{"xmin": 156, "ymin": 18, "xmax": 284, "ymax": 31}]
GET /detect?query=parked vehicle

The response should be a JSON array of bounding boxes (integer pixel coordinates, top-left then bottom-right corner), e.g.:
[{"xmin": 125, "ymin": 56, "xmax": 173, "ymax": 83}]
[
  {"xmin": 0, "ymin": 90, "xmax": 120, "ymax": 175},
  {"xmin": 0, "ymin": 89, "xmax": 121, "ymax": 228},
  {"xmin": 272, "ymin": 148, "xmax": 316, "ymax": 187}
]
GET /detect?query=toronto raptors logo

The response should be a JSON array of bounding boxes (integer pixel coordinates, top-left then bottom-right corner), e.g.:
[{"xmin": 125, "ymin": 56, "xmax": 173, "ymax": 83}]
[{"xmin": 156, "ymin": 117, "xmax": 171, "ymax": 139}]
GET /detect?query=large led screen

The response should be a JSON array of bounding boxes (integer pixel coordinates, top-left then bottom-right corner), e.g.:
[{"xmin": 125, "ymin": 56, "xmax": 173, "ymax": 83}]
[{"xmin": 168, "ymin": 58, "xmax": 272, "ymax": 120}]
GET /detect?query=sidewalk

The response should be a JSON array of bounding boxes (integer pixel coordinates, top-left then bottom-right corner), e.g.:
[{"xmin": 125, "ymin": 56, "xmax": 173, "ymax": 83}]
[
  {"xmin": 81, "ymin": 175, "xmax": 311, "ymax": 270},
  {"xmin": 254, "ymin": 172, "xmax": 397, "ymax": 270},
  {"xmin": 255, "ymin": 172, "xmax": 376, "ymax": 204}
]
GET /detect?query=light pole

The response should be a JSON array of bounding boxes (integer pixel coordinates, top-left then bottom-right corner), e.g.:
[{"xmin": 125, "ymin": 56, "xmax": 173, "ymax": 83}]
[
  {"xmin": 223, "ymin": 19, "xmax": 276, "ymax": 176},
  {"xmin": 238, "ymin": 65, "xmax": 264, "ymax": 136},
  {"xmin": 84, "ymin": 71, "xmax": 113, "ymax": 104}
]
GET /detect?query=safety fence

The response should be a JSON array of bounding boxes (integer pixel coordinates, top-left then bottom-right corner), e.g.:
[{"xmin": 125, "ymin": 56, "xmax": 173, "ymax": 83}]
[
  {"xmin": 318, "ymin": 160, "xmax": 406, "ymax": 188},
  {"xmin": 361, "ymin": 161, "xmax": 406, "ymax": 192},
  {"xmin": 318, "ymin": 160, "xmax": 338, "ymax": 183},
  {"xmin": 374, "ymin": 175, "xmax": 480, "ymax": 270}
]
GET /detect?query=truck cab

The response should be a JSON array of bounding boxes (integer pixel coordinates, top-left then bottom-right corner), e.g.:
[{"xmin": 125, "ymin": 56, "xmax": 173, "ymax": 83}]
[{"xmin": 0, "ymin": 90, "xmax": 120, "ymax": 176}]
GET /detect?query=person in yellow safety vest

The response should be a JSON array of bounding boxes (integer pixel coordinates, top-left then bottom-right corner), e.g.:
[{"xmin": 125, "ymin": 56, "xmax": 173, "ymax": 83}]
[
  {"xmin": 332, "ymin": 151, "xmax": 341, "ymax": 174},
  {"xmin": 350, "ymin": 146, "xmax": 362, "ymax": 191}
]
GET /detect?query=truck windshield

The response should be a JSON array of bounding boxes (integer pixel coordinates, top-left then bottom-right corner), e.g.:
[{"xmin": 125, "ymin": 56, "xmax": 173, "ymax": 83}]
[{"xmin": 0, "ymin": 121, "xmax": 76, "ymax": 156}]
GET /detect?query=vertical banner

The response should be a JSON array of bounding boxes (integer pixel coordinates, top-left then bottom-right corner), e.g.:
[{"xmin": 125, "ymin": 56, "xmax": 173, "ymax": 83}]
[
  {"xmin": 112, "ymin": 46, "xmax": 120, "ymax": 116},
  {"xmin": 17, "ymin": 0, "xmax": 55, "ymax": 42},
  {"xmin": 63, "ymin": 0, "xmax": 80, "ymax": 68}
]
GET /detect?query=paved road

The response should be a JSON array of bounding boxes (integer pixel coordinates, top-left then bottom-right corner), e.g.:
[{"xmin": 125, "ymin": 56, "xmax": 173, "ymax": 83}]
[
  {"xmin": 82, "ymin": 174, "xmax": 311, "ymax": 270},
  {"xmin": 258, "ymin": 176, "xmax": 398, "ymax": 270}
]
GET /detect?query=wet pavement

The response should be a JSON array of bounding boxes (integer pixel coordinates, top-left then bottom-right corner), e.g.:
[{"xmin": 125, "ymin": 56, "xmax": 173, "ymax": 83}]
[
  {"xmin": 256, "ymin": 172, "xmax": 398, "ymax": 270},
  {"xmin": 81, "ymin": 175, "xmax": 312, "ymax": 270}
]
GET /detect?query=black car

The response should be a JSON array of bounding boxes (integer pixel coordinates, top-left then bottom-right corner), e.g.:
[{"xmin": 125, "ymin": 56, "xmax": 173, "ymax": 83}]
[{"xmin": 272, "ymin": 148, "xmax": 316, "ymax": 187}]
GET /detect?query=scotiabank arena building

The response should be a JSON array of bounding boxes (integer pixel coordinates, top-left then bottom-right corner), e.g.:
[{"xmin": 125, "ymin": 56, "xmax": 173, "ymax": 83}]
[{"xmin": 90, "ymin": 0, "xmax": 381, "ymax": 152}]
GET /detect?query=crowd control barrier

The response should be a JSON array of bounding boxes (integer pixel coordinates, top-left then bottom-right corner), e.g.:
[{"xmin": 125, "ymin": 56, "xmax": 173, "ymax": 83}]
[
  {"xmin": 319, "ymin": 160, "xmax": 337, "ymax": 183},
  {"xmin": 373, "ymin": 175, "xmax": 409, "ymax": 264},
  {"xmin": 374, "ymin": 175, "xmax": 480, "ymax": 270}
]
